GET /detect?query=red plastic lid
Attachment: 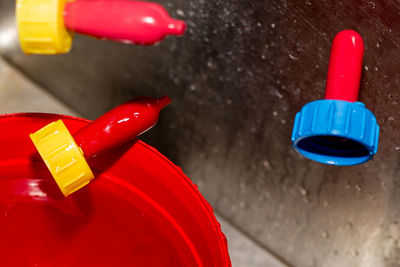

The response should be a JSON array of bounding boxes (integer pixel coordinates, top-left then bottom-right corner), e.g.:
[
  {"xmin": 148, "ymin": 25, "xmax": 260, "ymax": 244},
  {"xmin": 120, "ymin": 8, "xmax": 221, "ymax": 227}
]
[{"xmin": 0, "ymin": 113, "xmax": 231, "ymax": 266}]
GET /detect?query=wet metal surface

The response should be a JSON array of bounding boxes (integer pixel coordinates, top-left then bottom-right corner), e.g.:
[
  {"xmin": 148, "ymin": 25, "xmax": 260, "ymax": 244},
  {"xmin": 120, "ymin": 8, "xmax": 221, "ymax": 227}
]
[{"xmin": 1, "ymin": 0, "xmax": 400, "ymax": 266}]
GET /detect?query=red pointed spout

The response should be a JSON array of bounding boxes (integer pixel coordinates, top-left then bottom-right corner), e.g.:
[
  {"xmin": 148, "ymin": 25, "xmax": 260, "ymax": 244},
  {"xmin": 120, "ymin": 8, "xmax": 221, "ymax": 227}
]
[
  {"xmin": 167, "ymin": 19, "xmax": 186, "ymax": 35},
  {"xmin": 157, "ymin": 96, "xmax": 172, "ymax": 110},
  {"xmin": 73, "ymin": 96, "xmax": 171, "ymax": 158}
]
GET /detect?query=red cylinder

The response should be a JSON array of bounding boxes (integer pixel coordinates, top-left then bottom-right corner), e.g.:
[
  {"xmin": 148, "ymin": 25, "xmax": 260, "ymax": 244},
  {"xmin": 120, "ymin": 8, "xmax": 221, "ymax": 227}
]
[
  {"xmin": 64, "ymin": 0, "xmax": 186, "ymax": 45},
  {"xmin": 324, "ymin": 30, "xmax": 364, "ymax": 102}
]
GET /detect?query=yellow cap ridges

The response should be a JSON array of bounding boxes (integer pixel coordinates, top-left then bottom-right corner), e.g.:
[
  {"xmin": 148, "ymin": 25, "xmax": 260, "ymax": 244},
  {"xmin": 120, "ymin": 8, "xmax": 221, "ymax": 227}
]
[
  {"xmin": 16, "ymin": 0, "xmax": 73, "ymax": 54},
  {"xmin": 30, "ymin": 120, "xmax": 94, "ymax": 196}
]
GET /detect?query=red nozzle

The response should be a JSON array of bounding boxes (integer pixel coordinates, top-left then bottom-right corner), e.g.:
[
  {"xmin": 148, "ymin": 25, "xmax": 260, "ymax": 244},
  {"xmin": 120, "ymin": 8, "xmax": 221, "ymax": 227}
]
[
  {"xmin": 324, "ymin": 30, "xmax": 364, "ymax": 102},
  {"xmin": 64, "ymin": 0, "xmax": 186, "ymax": 45},
  {"xmin": 167, "ymin": 19, "xmax": 186, "ymax": 35},
  {"xmin": 73, "ymin": 96, "xmax": 171, "ymax": 158}
]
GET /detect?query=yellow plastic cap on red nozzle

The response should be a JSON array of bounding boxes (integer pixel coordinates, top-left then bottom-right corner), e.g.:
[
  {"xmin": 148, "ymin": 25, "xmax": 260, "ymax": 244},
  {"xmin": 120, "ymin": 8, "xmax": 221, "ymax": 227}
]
[
  {"xmin": 30, "ymin": 120, "xmax": 94, "ymax": 196},
  {"xmin": 16, "ymin": 0, "xmax": 73, "ymax": 54}
]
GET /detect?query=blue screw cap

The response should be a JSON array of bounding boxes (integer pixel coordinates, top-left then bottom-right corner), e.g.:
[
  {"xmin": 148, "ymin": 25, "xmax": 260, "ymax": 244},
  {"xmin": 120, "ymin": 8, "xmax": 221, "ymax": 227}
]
[
  {"xmin": 291, "ymin": 30, "xmax": 380, "ymax": 166},
  {"xmin": 291, "ymin": 100, "xmax": 379, "ymax": 165}
]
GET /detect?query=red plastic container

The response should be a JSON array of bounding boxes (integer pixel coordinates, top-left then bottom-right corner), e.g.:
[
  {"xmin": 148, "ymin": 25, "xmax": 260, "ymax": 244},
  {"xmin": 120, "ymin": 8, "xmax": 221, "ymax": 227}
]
[{"xmin": 0, "ymin": 113, "xmax": 231, "ymax": 266}]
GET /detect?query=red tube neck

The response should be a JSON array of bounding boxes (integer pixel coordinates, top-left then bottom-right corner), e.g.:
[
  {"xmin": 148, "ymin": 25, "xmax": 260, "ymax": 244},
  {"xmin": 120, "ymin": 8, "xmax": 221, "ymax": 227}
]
[{"xmin": 324, "ymin": 30, "xmax": 364, "ymax": 102}]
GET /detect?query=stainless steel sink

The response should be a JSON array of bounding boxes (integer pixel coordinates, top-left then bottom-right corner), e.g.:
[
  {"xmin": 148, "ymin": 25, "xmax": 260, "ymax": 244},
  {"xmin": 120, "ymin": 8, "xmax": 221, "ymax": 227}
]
[{"xmin": 1, "ymin": 0, "xmax": 400, "ymax": 266}]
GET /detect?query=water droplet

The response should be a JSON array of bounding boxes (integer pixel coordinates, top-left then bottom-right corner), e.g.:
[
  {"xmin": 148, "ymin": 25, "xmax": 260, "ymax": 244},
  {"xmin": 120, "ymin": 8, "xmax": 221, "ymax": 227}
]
[
  {"xmin": 272, "ymin": 221, "xmax": 280, "ymax": 228},
  {"xmin": 288, "ymin": 53, "xmax": 299, "ymax": 61},
  {"xmin": 366, "ymin": 1, "xmax": 376, "ymax": 9},
  {"xmin": 231, "ymin": 204, "xmax": 239, "ymax": 212},
  {"xmin": 239, "ymin": 140, "xmax": 245, "ymax": 147},
  {"xmin": 263, "ymin": 160, "xmax": 271, "ymax": 169},
  {"xmin": 299, "ymin": 187, "xmax": 308, "ymax": 196},
  {"xmin": 364, "ymin": 66, "xmax": 369, "ymax": 71},
  {"xmin": 346, "ymin": 181, "xmax": 351, "ymax": 190},
  {"xmin": 347, "ymin": 222, "xmax": 353, "ymax": 229},
  {"xmin": 351, "ymin": 249, "xmax": 359, "ymax": 256},
  {"xmin": 240, "ymin": 182, "xmax": 247, "ymax": 194},
  {"xmin": 239, "ymin": 201, "xmax": 248, "ymax": 209},
  {"xmin": 322, "ymin": 231, "xmax": 329, "ymax": 239},
  {"xmin": 355, "ymin": 184, "xmax": 362, "ymax": 192},
  {"xmin": 261, "ymin": 54, "xmax": 267, "ymax": 60},
  {"xmin": 273, "ymin": 111, "xmax": 278, "ymax": 116},
  {"xmin": 259, "ymin": 191, "xmax": 271, "ymax": 201},
  {"xmin": 197, "ymin": 179, "xmax": 205, "ymax": 188},
  {"xmin": 176, "ymin": 9, "xmax": 185, "ymax": 16},
  {"xmin": 271, "ymin": 23, "xmax": 276, "ymax": 28},
  {"xmin": 376, "ymin": 43, "xmax": 380, "ymax": 48},
  {"xmin": 190, "ymin": 84, "xmax": 196, "ymax": 91}
]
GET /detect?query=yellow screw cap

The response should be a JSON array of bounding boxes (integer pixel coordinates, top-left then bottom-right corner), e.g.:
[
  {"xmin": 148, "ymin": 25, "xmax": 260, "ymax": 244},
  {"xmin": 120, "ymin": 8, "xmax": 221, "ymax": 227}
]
[
  {"xmin": 30, "ymin": 120, "xmax": 94, "ymax": 196},
  {"xmin": 16, "ymin": 0, "xmax": 73, "ymax": 54}
]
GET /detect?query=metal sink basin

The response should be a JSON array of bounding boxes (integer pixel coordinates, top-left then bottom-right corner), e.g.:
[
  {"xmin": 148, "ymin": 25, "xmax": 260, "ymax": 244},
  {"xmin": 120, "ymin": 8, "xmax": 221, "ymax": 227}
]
[{"xmin": 1, "ymin": 0, "xmax": 400, "ymax": 266}]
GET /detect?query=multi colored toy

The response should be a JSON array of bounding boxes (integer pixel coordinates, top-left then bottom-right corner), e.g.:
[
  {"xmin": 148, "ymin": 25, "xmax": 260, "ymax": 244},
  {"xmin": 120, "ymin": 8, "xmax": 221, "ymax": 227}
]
[
  {"xmin": 291, "ymin": 30, "xmax": 379, "ymax": 166},
  {"xmin": 16, "ymin": 0, "xmax": 186, "ymax": 54},
  {"xmin": 30, "ymin": 96, "xmax": 171, "ymax": 196}
]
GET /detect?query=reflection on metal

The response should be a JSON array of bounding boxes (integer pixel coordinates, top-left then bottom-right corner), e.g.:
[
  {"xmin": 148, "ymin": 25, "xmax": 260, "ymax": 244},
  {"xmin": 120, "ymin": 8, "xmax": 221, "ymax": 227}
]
[
  {"xmin": 0, "ymin": 25, "xmax": 17, "ymax": 52},
  {"xmin": 0, "ymin": 12, "xmax": 18, "ymax": 53}
]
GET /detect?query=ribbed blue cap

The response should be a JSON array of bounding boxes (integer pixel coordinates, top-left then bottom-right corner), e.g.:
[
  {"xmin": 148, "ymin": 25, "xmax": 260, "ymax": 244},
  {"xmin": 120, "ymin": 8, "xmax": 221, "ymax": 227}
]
[{"xmin": 291, "ymin": 100, "xmax": 379, "ymax": 166}]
